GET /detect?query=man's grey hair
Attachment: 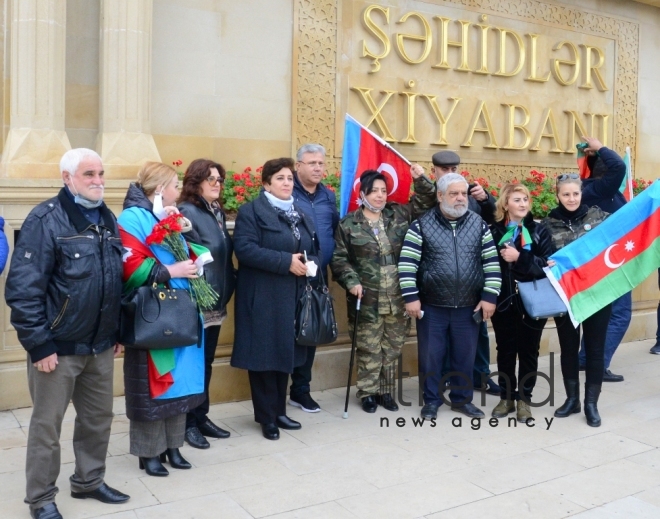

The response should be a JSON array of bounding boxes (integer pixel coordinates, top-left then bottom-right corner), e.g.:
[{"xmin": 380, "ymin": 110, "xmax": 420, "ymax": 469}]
[
  {"xmin": 296, "ymin": 144, "xmax": 326, "ymax": 162},
  {"xmin": 436, "ymin": 173, "xmax": 468, "ymax": 195},
  {"xmin": 60, "ymin": 148, "xmax": 102, "ymax": 176}
]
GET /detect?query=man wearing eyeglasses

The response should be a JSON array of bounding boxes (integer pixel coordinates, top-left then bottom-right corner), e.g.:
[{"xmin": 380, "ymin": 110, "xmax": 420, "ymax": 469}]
[
  {"xmin": 289, "ymin": 144, "xmax": 340, "ymax": 413},
  {"xmin": 411, "ymin": 151, "xmax": 500, "ymax": 398}
]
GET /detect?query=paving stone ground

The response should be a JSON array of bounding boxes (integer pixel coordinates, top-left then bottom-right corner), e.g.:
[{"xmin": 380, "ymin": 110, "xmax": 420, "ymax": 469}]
[{"xmin": 2, "ymin": 338, "xmax": 660, "ymax": 518}]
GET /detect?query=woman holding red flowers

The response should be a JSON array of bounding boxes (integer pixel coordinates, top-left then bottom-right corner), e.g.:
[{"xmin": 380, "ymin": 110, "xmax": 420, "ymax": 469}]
[{"xmin": 117, "ymin": 162, "xmax": 205, "ymax": 477}]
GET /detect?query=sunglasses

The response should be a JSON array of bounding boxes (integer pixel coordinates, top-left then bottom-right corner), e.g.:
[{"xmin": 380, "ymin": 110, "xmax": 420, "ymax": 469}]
[
  {"xmin": 556, "ymin": 173, "xmax": 580, "ymax": 184},
  {"xmin": 206, "ymin": 176, "xmax": 224, "ymax": 186}
]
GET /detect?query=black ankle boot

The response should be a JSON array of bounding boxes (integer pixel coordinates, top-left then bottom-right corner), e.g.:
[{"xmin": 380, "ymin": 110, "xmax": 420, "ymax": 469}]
[
  {"xmin": 160, "ymin": 448, "xmax": 192, "ymax": 469},
  {"xmin": 584, "ymin": 383, "xmax": 602, "ymax": 427},
  {"xmin": 139, "ymin": 456, "xmax": 169, "ymax": 476},
  {"xmin": 555, "ymin": 379, "xmax": 581, "ymax": 418}
]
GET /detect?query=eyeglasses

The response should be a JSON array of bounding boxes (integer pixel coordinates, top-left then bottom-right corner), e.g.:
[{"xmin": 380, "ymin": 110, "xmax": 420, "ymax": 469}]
[
  {"xmin": 556, "ymin": 173, "xmax": 580, "ymax": 184},
  {"xmin": 298, "ymin": 161, "xmax": 326, "ymax": 168},
  {"xmin": 206, "ymin": 176, "xmax": 224, "ymax": 186}
]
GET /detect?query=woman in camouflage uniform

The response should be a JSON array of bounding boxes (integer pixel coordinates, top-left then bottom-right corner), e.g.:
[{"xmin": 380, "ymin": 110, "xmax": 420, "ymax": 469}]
[
  {"xmin": 331, "ymin": 167, "xmax": 435, "ymax": 413},
  {"xmin": 541, "ymin": 174, "xmax": 610, "ymax": 427}
]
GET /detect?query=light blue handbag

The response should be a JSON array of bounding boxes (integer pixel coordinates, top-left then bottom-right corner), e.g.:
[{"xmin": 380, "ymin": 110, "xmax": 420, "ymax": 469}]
[{"xmin": 517, "ymin": 278, "xmax": 568, "ymax": 320}]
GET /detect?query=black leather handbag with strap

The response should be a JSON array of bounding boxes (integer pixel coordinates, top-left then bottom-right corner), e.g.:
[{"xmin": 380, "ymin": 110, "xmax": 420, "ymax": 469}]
[
  {"xmin": 295, "ymin": 266, "xmax": 338, "ymax": 346},
  {"xmin": 119, "ymin": 283, "xmax": 199, "ymax": 350}
]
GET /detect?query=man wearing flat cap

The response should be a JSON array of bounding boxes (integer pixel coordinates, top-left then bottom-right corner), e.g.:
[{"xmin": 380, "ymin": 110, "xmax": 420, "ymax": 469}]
[{"xmin": 410, "ymin": 151, "xmax": 500, "ymax": 398}]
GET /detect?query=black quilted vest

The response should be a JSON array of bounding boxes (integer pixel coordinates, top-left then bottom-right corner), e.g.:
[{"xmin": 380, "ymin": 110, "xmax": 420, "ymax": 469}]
[{"xmin": 417, "ymin": 208, "xmax": 484, "ymax": 307}]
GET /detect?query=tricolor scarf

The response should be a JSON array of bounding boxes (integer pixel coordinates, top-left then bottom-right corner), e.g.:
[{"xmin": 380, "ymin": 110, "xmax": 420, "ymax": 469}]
[
  {"xmin": 117, "ymin": 206, "xmax": 204, "ymax": 400},
  {"xmin": 498, "ymin": 221, "xmax": 532, "ymax": 251}
]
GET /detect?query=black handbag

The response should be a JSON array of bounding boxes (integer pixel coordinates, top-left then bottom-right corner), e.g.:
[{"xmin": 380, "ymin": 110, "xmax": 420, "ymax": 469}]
[
  {"xmin": 295, "ymin": 268, "xmax": 338, "ymax": 346},
  {"xmin": 517, "ymin": 277, "xmax": 568, "ymax": 320},
  {"xmin": 119, "ymin": 283, "xmax": 199, "ymax": 350}
]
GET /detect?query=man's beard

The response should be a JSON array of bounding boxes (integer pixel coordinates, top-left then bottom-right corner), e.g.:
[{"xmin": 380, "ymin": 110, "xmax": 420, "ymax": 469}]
[{"xmin": 440, "ymin": 200, "xmax": 467, "ymax": 219}]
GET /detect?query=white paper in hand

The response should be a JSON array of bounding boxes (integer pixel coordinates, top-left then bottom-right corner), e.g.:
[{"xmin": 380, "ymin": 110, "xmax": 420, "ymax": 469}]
[{"xmin": 305, "ymin": 260, "xmax": 318, "ymax": 277}]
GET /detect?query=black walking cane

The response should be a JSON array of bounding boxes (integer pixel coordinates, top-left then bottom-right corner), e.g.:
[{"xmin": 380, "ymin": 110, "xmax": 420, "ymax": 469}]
[{"xmin": 343, "ymin": 298, "xmax": 361, "ymax": 419}]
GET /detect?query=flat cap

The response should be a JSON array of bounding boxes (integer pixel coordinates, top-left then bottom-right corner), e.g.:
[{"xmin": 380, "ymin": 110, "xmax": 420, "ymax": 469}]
[{"xmin": 432, "ymin": 150, "xmax": 461, "ymax": 167}]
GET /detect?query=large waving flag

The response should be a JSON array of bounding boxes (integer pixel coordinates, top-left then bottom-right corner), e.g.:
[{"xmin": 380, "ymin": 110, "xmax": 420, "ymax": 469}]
[
  {"xmin": 620, "ymin": 147, "xmax": 634, "ymax": 202},
  {"xmin": 340, "ymin": 114, "xmax": 411, "ymax": 217},
  {"xmin": 545, "ymin": 180, "xmax": 660, "ymax": 324}
]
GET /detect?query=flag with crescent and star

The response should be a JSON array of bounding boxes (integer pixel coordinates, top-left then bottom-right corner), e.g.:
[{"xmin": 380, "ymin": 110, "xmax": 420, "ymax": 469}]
[
  {"xmin": 339, "ymin": 114, "xmax": 411, "ymax": 217},
  {"xmin": 544, "ymin": 179, "xmax": 660, "ymax": 325}
]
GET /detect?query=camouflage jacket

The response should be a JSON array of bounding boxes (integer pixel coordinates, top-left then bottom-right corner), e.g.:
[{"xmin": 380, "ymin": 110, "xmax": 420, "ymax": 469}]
[
  {"xmin": 331, "ymin": 175, "xmax": 436, "ymax": 323},
  {"xmin": 540, "ymin": 204, "xmax": 609, "ymax": 252}
]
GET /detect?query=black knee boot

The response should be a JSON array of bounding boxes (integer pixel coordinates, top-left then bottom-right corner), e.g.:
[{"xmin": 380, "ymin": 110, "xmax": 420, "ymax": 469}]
[
  {"xmin": 584, "ymin": 384, "xmax": 602, "ymax": 427},
  {"xmin": 554, "ymin": 379, "xmax": 581, "ymax": 417}
]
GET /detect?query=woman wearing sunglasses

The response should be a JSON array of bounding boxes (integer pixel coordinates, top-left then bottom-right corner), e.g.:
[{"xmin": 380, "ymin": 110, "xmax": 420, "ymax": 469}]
[
  {"xmin": 541, "ymin": 173, "xmax": 610, "ymax": 427},
  {"xmin": 178, "ymin": 159, "xmax": 236, "ymax": 448}
]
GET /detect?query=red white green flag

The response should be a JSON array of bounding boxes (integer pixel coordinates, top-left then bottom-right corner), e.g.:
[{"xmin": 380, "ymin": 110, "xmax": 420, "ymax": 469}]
[
  {"xmin": 545, "ymin": 180, "xmax": 660, "ymax": 324},
  {"xmin": 620, "ymin": 147, "xmax": 634, "ymax": 202}
]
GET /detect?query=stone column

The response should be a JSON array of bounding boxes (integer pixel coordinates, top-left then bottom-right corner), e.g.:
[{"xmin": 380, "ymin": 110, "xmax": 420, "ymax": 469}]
[
  {"xmin": 1, "ymin": 0, "xmax": 71, "ymax": 178},
  {"xmin": 96, "ymin": 0, "xmax": 160, "ymax": 178}
]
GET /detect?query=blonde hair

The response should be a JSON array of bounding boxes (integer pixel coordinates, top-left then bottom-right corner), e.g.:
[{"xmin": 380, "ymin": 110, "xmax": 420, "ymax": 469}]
[
  {"xmin": 495, "ymin": 183, "xmax": 531, "ymax": 223},
  {"xmin": 136, "ymin": 162, "xmax": 177, "ymax": 197}
]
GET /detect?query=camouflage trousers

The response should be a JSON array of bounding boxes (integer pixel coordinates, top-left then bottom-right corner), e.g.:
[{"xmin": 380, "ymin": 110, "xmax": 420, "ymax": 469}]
[{"xmin": 349, "ymin": 313, "xmax": 411, "ymax": 399}]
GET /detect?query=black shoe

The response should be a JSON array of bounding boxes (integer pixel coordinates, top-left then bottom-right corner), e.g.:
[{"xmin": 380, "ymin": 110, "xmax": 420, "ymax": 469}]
[
  {"xmin": 198, "ymin": 419, "xmax": 230, "ymax": 439},
  {"xmin": 555, "ymin": 379, "xmax": 581, "ymax": 418},
  {"xmin": 475, "ymin": 379, "xmax": 501, "ymax": 395},
  {"xmin": 603, "ymin": 369, "xmax": 624, "ymax": 382},
  {"xmin": 584, "ymin": 383, "xmax": 602, "ymax": 427},
  {"xmin": 185, "ymin": 426, "xmax": 210, "ymax": 449},
  {"xmin": 138, "ymin": 457, "xmax": 169, "ymax": 477},
  {"xmin": 420, "ymin": 403, "xmax": 439, "ymax": 419},
  {"xmin": 452, "ymin": 403, "xmax": 485, "ymax": 418},
  {"xmin": 442, "ymin": 379, "xmax": 451, "ymax": 393},
  {"xmin": 651, "ymin": 343, "xmax": 660, "ymax": 355},
  {"xmin": 31, "ymin": 504, "xmax": 62, "ymax": 519},
  {"xmin": 289, "ymin": 392, "xmax": 321, "ymax": 413},
  {"xmin": 276, "ymin": 415, "xmax": 301, "ymax": 430},
  {"xmin": 159, "ymin": 448, "xmax": 192, "ymax": 469},
  {"xmin": 361, "ymin": 396, "xmax": 378, "ymax": 413},
  {"xmin": 261, "ymin": 423, "xmax": 280, "ymax": 440},
  {"xmin": 377, "ymin": 393, "xmax": 399, "ymax": 412},
  {"xmin": 71, "ymin": 482, "xmax": 130, "ymax": 503}
]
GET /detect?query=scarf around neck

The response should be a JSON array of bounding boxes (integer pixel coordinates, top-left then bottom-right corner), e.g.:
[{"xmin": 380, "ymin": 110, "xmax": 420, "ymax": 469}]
[
  {"xmin": 264, "ymin": 191, "xmax": 301, "ymax": 240},
  {"xmin": 498, "ymin": 220, "xmax": 532, "ymax": 250}
]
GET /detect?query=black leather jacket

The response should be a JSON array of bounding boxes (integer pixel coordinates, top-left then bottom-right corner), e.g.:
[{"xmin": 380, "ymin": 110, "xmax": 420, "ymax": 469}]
[
  {"xmin": 5, "ymin": 189, "xmax": 124, "ymax": 362},
  {"xmin": 490, "ymin": 213, "xmax": 554, "ymax": 310},
  {"xmin": 178, "ymin": 198, "xmax": 236, "ymax": 311}
]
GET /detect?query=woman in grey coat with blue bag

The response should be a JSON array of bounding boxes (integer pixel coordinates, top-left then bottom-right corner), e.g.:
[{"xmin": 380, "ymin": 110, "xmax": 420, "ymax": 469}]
[{"xmin": 231, "ymin": 157, "xmax": 319, "ymax": 440}]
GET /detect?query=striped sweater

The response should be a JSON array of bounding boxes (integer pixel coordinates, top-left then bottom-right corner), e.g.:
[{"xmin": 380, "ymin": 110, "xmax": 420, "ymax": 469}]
[{"xmin": 398, "ymin": 218, "xmax": 502, "ymax": 305}]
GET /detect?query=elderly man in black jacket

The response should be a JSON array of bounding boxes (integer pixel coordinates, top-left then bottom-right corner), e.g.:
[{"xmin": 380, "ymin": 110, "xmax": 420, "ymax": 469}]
[
  {"xmin": 289, "ymin": 144, "xmax": 339, "ymax": 413},
  {"xmin": 411, "ymin": 151, "xmax": 501, "ymax": 397},
  {"xmin": 5, "ymin": 149, "xmax": 128, "ymax": 519}
]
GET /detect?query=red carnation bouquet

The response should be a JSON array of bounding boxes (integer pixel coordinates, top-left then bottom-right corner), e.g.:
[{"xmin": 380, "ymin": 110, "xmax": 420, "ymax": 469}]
[{"xmin": 146, "ymin": 214, "xmax": 219, "ymax": 311}]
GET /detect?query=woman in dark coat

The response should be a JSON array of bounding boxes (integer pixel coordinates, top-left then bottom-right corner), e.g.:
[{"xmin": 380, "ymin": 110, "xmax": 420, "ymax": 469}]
[
  {"xmin": 178, "ymin": 159, "xmax": 236, "ymax": 449},
  {"xmin": 231, "ymin": 157, "xmax": 317, "ymax": 440},
  {"xmin": 118, "ymin": 162, "xmax": 204, "ymax": 476},
  {"xmin": 541, "ymin": 174, "xmax": 611, "ymax": 427},
  {"xmin": 489, "ymin": 183, "xmax": 554, "ymax": 424}
]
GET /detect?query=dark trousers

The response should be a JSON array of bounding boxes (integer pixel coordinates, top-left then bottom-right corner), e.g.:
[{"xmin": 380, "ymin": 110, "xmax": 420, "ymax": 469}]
[
  {"xmin": 186, "ymin": 325, "xmax": 221, "ymax": 429},
  {"xmin": 248, "ymin": 370, "xmax": 288, "ymax": 424},
  {"xmin": 417, "ymin": 305, "xmax": 479, "ymax": 406},
  {"xmin": 441, "ymin": 321, "xmax": 491, "ymax": 386},
  {"xmin": 290, "ymin": 345, "xmax": 315, "ymax": 398},
  {"xmin": 579, "ymin": 292, "xmax": 631, "ymax": 369},
  {"xmin": 557, "ymin": 304, "xmax": 612, "ymax": 385},
  {"xmin": 491, "ymin": 304, "xmax": 547, "ymax": 401}
]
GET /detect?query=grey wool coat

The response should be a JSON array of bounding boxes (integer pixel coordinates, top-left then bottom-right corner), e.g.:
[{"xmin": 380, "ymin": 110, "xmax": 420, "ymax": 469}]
[{"xmin": 231, "ymin": 191, "xmax": 317, "ymax": 373}]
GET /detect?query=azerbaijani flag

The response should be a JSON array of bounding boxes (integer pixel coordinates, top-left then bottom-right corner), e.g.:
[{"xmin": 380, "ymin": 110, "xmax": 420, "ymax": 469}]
[
  {"xmin": 620, "ymin": 147, "xmax": 634, "ymax": 202},
  {"xmin": 340, "ymin": 114, "xmax": 411, "ymax": 217},
  {"xmin": 576, "ymin": 144, "xmax": 590, "ymax": 179},
  {"xmin": 545, "ymin": 180, "xmax": 660, "ymax": 324}
]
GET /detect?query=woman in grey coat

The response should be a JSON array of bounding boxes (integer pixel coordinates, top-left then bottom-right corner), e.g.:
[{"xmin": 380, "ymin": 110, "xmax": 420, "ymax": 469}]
[{"xmin": 231, "ymin": 157, "xmax": 318, "ymax": 440}]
